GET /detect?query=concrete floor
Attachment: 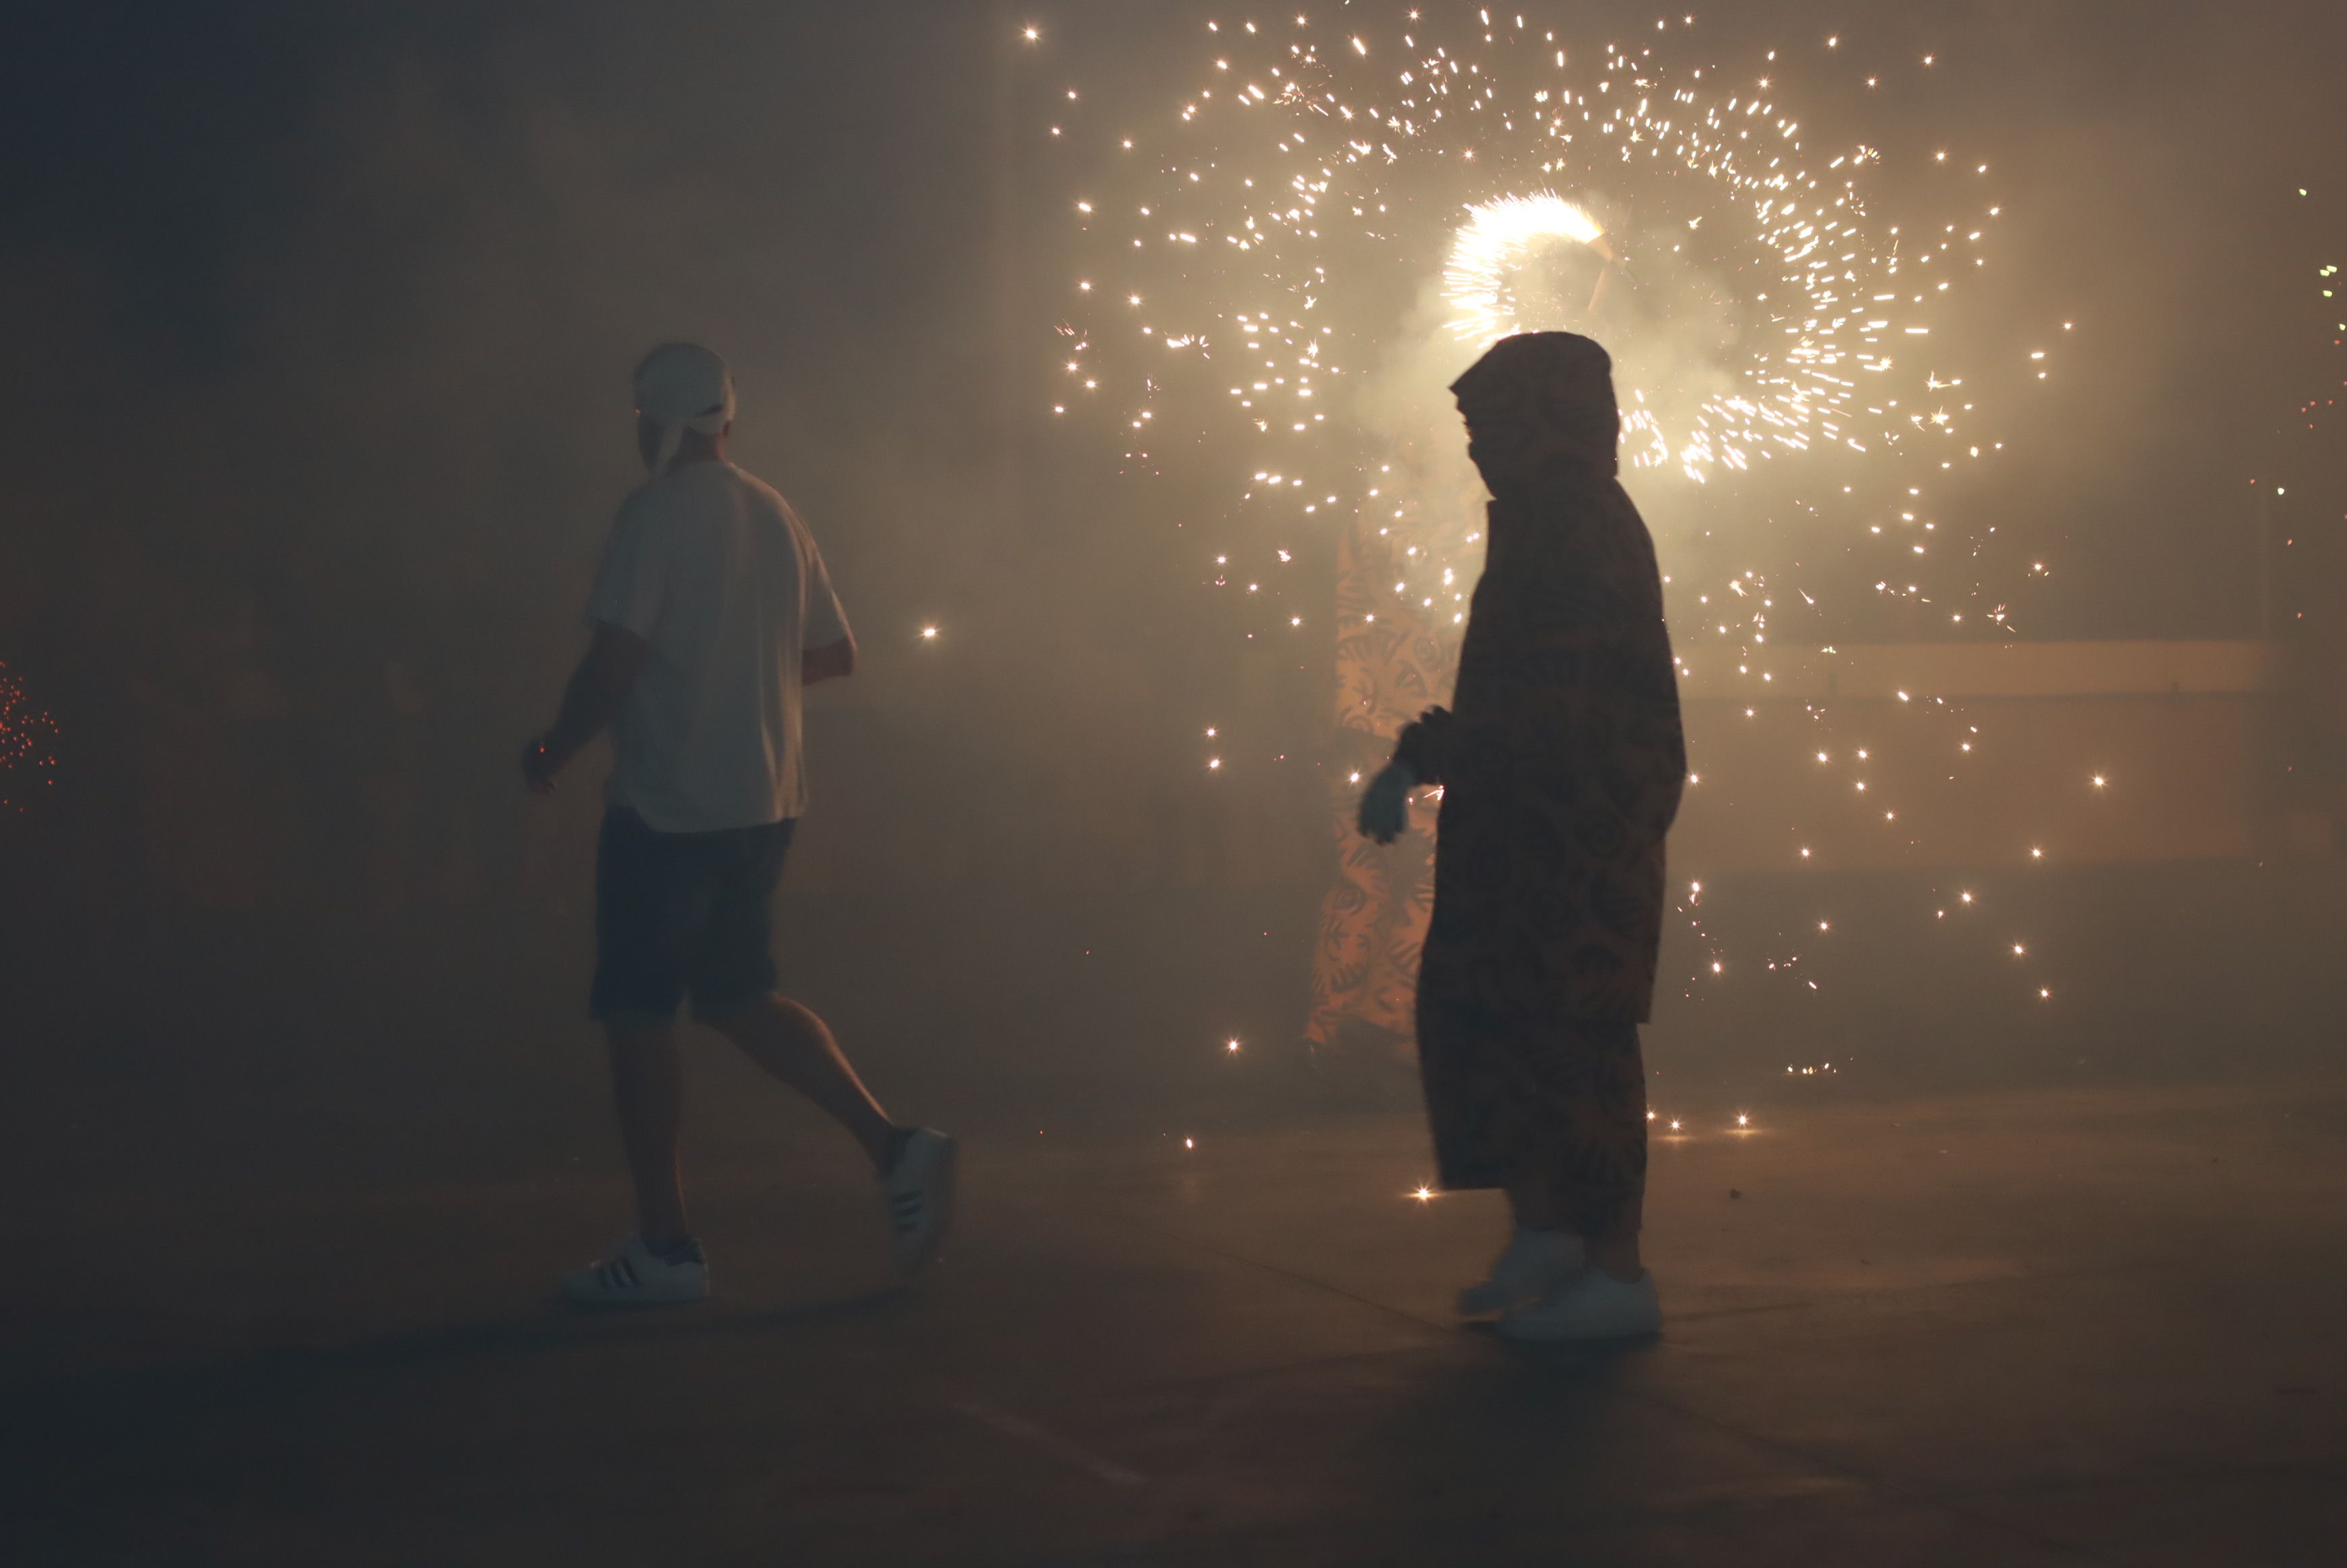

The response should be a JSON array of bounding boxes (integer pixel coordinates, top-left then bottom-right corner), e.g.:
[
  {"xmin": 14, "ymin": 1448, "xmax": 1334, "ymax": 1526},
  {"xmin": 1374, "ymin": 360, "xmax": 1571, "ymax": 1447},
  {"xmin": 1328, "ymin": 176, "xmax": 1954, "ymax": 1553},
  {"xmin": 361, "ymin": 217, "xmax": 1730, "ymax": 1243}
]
[{"xmin": 8, "ymin": 1078, "xmax": 2347, "ymax": 1566}]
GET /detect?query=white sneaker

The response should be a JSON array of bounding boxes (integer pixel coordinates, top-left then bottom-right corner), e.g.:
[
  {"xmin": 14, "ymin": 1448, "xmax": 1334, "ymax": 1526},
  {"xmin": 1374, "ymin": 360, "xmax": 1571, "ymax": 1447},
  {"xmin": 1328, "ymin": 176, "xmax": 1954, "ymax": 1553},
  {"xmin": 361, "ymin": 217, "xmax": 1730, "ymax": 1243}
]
[
  {"xmin": 1497, "ymin": 1268, "xmax": 1662, "ymax": 1343},
  {"xmin": 883, "ymin": 1128, "xmax": 958, "ymax": 1273},
  {"xmin": 1458, "ymin": 1227, "xmax": 1587, "ymax": 1317},
  {"xmin": 560, "ymin": 1235, "xmax": 712, "ymax": 1308}
]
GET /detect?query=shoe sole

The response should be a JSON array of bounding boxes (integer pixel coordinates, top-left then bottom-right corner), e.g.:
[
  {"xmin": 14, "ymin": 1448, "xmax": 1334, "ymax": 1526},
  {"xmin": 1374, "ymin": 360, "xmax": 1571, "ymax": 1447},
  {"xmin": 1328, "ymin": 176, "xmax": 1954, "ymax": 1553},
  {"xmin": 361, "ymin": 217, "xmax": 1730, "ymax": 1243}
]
[
  {"xmin": 1459, "ymin": 1263, "xmax": 1587, "ymax": 1319},
  {"xmin": 897, "ymin": 1135, "xmax": 959, "ymax": 1273},
  {"xmin": 1457, "ymin": 1287, "xmax": 1531, "ymax": 1317},
  {"xmin": 558, "ymin": 1281, "xmax": 712, "ymax": 1310},
  {"xmin": 1497, "ymin": 1321, "xmax": 1660, "ymax": 1344}
]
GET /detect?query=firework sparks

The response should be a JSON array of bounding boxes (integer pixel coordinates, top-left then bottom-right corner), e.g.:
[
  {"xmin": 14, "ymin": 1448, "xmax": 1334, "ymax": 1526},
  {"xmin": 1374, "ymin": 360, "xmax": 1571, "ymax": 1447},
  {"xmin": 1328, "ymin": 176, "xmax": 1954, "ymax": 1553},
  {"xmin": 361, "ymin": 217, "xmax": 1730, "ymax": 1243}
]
[
  {"xmin": 1061, "ymin": 7, "xmax": 2025, "ymax": 500},
  {"xmin": 1052, "ymin": 6, "xmax": 2063, "ymax": 1020},
  {"xmin": 0, "ymin": 661, "xmax": 59, "ymax": 813},
  {"xmin": 1056, "ymin": 6, "xmax": 2051, "ymax": 704}
]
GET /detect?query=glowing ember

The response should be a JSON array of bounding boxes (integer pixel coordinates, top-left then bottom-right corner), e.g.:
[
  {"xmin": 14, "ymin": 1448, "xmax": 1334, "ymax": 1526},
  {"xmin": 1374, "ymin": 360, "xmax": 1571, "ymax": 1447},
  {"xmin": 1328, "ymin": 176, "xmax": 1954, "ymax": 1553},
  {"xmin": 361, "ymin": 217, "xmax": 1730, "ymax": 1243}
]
[{"xmin": 0, "ymin": 661, "xmax": 59, "ymax": 813}]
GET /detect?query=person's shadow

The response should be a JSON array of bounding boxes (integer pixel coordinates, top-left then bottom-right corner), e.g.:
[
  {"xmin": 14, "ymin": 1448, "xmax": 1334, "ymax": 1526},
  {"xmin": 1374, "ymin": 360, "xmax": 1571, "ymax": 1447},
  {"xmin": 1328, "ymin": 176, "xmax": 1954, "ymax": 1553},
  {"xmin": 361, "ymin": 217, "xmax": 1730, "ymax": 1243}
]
[{"xmin": 1324, "ymin": 1334, "xmax": 1662, "ymax": 1557}]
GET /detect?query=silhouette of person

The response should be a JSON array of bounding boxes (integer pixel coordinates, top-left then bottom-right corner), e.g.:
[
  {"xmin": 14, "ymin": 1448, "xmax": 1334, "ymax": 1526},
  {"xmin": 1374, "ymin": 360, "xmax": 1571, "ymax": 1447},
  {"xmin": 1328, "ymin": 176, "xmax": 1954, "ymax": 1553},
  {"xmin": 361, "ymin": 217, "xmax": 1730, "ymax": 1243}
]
[
  {"xmin": 1359, "ymin": 333, "xmax": 1685, "ymax": 1342},
  {"xmin": 523, "ymin": 343, "xmax": 954, "ymax": 1305}
]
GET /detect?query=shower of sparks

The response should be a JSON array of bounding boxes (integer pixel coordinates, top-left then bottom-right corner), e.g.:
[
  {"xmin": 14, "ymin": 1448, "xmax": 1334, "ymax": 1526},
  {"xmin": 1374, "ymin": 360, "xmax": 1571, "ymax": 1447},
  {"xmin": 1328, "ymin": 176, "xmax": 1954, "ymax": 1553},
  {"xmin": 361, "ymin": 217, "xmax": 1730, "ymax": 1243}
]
[
  {"xmin": 0, "ymin": 661, "xmax": 59, "ymax": 812},
  {"xmin": 1059, "ymin": 6, "xmax": 2029, "ymax": 491},
  {"xmin": 1052, "ymin": 5, "xmax": 2066, "ymax": 1024}
]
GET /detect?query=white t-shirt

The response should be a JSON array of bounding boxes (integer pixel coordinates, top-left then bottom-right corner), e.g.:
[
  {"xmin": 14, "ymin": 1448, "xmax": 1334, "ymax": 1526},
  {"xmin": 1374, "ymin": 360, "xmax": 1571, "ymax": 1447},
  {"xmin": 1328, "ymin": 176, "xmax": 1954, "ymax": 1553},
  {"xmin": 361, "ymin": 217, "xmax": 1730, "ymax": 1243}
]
[{"xmin": 585, "ymin": 460, "xmax": 851, "ymax": 832}]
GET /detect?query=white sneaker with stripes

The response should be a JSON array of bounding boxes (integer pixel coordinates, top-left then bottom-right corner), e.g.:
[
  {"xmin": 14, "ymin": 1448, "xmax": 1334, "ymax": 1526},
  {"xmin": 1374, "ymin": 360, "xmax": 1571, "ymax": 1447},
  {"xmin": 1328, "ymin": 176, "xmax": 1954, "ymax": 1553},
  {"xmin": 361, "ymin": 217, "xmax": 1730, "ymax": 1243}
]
[
  {"xmin": 884, "ymin": 1127, "xmax": 958, "ymax": 1273},
  {"xmin": 560, "ymin": 1235, "xmax": 711, "ymax": 1308}
]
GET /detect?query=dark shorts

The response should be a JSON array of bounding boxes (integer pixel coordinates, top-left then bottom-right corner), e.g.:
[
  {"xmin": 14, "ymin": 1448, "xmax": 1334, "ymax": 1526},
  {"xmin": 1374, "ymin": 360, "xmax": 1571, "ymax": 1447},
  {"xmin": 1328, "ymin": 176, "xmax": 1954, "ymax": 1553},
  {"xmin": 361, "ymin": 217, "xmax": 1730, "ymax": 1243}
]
[{"xmin": 590, "ymin": 806, "xmax": 795, "ymax": 1023}]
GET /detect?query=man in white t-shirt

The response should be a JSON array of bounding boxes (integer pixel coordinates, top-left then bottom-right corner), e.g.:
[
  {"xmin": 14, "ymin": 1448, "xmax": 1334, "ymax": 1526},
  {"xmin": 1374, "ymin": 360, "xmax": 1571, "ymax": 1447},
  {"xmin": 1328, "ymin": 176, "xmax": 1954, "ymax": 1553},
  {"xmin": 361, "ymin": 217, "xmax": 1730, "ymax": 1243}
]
[{"xmin": 523, "ymin": 341, "xmax": 954, "ymax": 1306}]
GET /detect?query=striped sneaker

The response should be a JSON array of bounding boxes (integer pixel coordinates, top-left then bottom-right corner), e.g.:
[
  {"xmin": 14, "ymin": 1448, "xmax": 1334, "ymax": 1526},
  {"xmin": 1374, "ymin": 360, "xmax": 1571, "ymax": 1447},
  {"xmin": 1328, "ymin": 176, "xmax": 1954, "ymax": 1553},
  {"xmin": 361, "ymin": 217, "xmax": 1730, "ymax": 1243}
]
[
  {"xmin": 883, "ymin": 1128, "xmax": 958, "ymax": 1273},
  {"xmin": 560, "ymin": 1235, "xmax": 711, "ymax": 1308}
]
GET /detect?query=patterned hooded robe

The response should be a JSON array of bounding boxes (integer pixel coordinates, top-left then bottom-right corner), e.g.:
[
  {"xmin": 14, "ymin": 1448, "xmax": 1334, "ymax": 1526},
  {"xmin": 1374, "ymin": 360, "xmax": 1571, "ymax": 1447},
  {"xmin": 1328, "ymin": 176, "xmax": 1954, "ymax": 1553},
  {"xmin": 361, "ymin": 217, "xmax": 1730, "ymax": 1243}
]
[{"xmin": 1391, "ymin": 333, "xmax": 1686, "ymax": 1231}]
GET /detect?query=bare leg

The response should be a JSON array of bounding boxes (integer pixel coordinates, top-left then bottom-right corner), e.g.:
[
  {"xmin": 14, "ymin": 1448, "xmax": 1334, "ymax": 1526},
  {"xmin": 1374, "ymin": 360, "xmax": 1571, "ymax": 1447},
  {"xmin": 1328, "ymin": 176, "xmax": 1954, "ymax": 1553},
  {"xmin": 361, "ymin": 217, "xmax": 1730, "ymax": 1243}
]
[
  {"xmin": 605, "ymin": 1020, "xmax": 689, "ymax": 1250},
  {"xmin": 710, "ymin": 991, "xmax": 898, "ymax": 1170}
]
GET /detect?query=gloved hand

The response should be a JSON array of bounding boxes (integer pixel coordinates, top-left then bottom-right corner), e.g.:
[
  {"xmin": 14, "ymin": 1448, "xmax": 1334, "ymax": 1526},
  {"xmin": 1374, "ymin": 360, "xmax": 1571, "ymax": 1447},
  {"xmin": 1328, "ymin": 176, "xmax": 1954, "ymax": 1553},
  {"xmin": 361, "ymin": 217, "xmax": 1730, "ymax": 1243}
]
[{"xmin": 1355, "ymin": 760, "xmax": 1418, "ymax": 845}]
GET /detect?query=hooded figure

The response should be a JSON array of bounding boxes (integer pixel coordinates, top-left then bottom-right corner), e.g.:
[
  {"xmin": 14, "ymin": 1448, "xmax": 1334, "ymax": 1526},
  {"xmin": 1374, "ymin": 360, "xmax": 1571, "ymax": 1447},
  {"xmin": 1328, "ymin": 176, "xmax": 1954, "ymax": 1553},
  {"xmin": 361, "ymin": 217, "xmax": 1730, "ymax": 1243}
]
[{"xmin": 1359, "ymin": 330, "xmax": 1685, "ymax": 1340}]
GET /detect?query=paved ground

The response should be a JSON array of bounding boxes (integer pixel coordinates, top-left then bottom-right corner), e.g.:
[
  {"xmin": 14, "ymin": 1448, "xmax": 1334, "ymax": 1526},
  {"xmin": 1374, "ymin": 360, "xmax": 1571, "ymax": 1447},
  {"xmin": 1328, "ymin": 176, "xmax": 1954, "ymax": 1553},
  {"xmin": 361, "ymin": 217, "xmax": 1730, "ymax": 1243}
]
[{"xmin": 8, "ymin": 1075, "xmax": 2347, "ymax": 1565}]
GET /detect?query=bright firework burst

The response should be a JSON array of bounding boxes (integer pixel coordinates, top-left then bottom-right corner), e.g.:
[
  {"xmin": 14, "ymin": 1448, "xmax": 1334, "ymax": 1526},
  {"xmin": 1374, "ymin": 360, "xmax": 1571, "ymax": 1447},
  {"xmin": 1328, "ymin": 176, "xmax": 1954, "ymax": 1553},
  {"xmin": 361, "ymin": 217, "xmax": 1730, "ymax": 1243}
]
[
  {"xmin": 1059, "ymin": 7, "xmax": 2027, "ymax": 515},
  {"xmin": 1051, "ymin": 7, "xmax": 2063, "ymax": 1024}
]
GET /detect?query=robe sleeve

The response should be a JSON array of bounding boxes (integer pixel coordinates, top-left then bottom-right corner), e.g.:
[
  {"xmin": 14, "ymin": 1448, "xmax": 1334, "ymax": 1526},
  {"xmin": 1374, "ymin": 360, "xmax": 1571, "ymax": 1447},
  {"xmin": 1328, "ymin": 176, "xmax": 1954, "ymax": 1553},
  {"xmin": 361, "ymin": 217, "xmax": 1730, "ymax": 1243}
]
[{"xmin": 1390, "ymin": 706, "xmax": 1457, "ymax": 785}]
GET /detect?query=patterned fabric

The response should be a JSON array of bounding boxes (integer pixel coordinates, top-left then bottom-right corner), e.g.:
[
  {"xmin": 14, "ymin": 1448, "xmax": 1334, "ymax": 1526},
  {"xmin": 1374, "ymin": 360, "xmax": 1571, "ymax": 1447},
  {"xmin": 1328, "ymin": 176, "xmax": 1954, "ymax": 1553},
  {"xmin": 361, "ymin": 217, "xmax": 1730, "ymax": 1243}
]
[
  {"xmin": 1394, "ymin": 332, "xmax": 1685, "ymax": 1231},
  {"xmin": 1420, "ymin": 1014, "xmax": 1649, "ymax": 1235},
  {"xmin": 1329, "ymin": 510, "xmax": 1459, "ymax": 735},
  {"xmin": 1305, "ymin": 505, "xmax": 1459, "ymax": 1058},
  {"xmin": 1307, "ymin": 748, "xmax": 1438, "ymax": 1050}
]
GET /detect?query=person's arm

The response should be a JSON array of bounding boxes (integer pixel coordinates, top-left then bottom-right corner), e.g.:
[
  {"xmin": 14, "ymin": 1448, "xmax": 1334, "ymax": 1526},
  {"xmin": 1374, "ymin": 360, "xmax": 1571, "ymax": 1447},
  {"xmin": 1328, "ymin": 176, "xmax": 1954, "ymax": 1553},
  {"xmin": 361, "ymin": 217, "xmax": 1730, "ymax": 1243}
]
[
  {"xmin": 523, "ymin": 622, "xmax": 652, "ymax": 793},
  {"xmin": 802, "ymin": 635, "xmax": 857, "ymax": 687},
  {"xmin": 1389, "ymin": 705, "xmax": 1457, "ymax": 787},
  {"xmin": 1356, "ymin": 707, "xmax": 1453, "ymax": 843},
  {"xmin": 1355, "ymin": 757, "xmax": 1418, "ymax": 844}
]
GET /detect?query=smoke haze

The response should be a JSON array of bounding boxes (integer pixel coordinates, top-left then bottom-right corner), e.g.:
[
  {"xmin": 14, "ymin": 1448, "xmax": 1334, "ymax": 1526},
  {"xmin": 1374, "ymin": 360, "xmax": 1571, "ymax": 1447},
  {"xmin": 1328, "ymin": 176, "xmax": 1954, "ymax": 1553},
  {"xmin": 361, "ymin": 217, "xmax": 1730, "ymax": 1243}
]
[{"xmin": 0, "ymin": 0, "xmax": 2344, "ymax": 1188}]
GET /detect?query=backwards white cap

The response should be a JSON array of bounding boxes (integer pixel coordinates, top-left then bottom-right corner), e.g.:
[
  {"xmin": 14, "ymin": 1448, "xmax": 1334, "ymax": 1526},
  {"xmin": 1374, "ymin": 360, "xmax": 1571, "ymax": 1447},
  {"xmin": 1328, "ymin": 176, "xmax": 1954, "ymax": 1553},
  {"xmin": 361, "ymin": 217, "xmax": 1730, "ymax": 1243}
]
[{"xmin": 632, "ymin": 341, "xmax": 735, "ymax": 472}]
